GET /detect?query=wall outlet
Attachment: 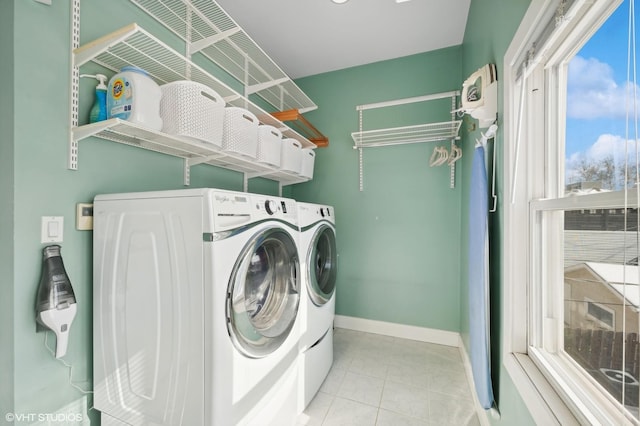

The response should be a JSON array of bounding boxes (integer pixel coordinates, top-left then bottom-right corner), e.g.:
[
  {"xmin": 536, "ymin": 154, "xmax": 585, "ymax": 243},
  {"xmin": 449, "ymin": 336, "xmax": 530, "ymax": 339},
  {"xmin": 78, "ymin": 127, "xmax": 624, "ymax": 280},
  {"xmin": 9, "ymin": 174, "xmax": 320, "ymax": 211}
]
[{"xmin": 76, "ymin": 203, "xmax": 93, "ymax": 231}]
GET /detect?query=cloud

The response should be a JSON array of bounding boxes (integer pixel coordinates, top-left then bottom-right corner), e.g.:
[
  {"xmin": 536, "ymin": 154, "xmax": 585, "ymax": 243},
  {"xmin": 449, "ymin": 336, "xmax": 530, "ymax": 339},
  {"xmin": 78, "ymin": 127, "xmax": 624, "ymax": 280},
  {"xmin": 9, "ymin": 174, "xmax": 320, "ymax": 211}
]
[
  {"xmin": 567, "ymin": 56, "xmax": 638, "ymax": 119},
  {"xmin": 588, "ymin": 133, "xmax": 630, "ymax": 160},
  {"xmin": 565, "ymin": 133, "xmax": 640, "ymax": 184}
]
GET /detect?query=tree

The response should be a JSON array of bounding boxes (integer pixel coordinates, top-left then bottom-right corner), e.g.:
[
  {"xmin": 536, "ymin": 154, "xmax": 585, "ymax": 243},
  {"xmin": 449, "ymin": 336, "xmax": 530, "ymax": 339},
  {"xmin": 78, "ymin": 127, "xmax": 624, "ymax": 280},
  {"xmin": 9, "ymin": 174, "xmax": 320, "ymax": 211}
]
[{"xmin": 570, "ymin": 155, "xmax": 636, "ymax": 190}]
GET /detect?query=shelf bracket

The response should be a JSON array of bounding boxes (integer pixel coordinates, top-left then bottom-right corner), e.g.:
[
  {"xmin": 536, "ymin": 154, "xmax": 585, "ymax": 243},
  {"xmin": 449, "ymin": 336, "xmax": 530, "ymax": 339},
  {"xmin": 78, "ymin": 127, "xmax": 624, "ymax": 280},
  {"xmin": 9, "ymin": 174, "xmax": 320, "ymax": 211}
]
[
  {"xmin": 223, "ymin": 94, "xmax": 243, "ymax": 103},
  {"xmin": 189, "ymin": 28, "xmax": 242, "ymax": 54},
  {"xmin": 245, "ymin": 77, "xmax": 290, "ymax": 96},
  {"xmin": 73, "ymin": 23, "xmax": 138, "ymax": 67}
]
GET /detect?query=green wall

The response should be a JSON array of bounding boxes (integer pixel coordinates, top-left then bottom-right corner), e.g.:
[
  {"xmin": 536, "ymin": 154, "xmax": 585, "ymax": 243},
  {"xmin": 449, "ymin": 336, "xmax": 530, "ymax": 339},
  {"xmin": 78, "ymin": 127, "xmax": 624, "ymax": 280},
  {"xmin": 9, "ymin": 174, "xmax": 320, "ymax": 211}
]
[
  {"xmin": 292, "ymin": 47, "xmax": 464, "ymax": 331},
  {"xmin": 457, "ymin": 0, "xmax": 534, "ymax": 425},
  {"xmin": 1, "ymin": 0, "xmax": 15, "ymax": 421},
  {"xmin": 7, "ymin": 0, "xmax": 280, "ymax": 422},
  {"xmin": 4, "ymin": 0, "xmax": 542, "ymax": 424}
]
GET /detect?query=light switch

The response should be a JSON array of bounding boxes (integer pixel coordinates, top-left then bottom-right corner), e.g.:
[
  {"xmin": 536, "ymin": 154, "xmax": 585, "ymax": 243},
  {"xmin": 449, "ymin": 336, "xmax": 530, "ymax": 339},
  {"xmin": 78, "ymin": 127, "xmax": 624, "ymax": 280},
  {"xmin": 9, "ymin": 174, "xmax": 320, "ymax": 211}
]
[
  {"xmin": 41, "ymin": 216, "xmax": 64, "ymax": 243},
  {"xmin": 48, "ymin": 221, "xmax": 59, "ymax": 237}
]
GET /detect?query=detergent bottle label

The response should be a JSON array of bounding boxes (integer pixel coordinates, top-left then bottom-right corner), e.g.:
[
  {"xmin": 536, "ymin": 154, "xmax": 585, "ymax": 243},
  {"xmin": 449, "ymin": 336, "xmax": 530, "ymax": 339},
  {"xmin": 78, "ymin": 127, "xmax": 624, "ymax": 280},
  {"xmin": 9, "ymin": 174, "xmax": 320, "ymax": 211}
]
[{"xmin": 109, "ymin": 77, "xmax": 133, "ymax": 120}]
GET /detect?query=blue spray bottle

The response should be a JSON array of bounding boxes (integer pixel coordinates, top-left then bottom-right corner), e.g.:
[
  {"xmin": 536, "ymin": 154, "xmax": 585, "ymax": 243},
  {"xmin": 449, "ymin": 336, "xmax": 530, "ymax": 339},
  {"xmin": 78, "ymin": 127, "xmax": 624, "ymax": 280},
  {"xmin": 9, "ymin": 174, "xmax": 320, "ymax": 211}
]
[{"xmin": 81, "ymin": 74, "xmax": 108, "ymax": 123}]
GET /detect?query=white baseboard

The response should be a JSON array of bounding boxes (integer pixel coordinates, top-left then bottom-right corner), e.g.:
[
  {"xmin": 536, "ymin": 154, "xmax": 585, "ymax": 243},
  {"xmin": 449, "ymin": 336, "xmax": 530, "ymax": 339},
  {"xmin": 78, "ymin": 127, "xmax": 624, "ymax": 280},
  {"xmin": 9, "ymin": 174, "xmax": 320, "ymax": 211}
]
[{"xmin": 333, "ymin": 315, "xmax": 460, "ymax": 347}]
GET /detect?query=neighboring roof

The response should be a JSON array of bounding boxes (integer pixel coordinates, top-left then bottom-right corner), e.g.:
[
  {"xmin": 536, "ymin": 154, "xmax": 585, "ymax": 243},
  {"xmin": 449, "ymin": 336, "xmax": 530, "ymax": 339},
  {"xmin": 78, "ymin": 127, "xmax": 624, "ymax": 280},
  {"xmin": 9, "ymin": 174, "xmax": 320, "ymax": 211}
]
[
  {"xmin": 565, "ymin": 230, "xmax": 639, "ymax": 267},
  {"xmin": 584, "ymin": 262, "xmax": 640, "ymax": 307},
  {"xmin": 566, "ymin": 188, "xmax": 611, "ymax": 196}
]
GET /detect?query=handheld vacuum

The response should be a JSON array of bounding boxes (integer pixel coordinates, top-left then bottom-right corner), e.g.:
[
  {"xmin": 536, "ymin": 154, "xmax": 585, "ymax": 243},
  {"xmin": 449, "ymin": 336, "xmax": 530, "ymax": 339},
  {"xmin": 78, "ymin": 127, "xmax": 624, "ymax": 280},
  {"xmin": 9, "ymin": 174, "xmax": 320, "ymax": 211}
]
[{"xmin": 35, "ymin": 245, "xmax": 77, "ymax": 358}]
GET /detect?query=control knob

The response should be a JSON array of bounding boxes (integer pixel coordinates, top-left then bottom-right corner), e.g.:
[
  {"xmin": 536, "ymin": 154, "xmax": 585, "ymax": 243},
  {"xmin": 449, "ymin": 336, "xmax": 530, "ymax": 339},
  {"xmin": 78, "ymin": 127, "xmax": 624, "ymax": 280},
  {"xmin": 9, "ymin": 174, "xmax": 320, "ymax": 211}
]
[{"xmin": 265, "ymin": 200, "xmax": 277, "ymax": 215}]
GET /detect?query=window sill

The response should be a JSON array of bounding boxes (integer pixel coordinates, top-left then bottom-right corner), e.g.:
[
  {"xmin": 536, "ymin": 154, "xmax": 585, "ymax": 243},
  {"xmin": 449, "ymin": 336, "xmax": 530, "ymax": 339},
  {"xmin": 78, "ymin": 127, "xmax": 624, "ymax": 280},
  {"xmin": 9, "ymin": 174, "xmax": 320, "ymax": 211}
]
[{"xmin": 504, "ymin": 353, "xmax": 580, "ymax": 425}]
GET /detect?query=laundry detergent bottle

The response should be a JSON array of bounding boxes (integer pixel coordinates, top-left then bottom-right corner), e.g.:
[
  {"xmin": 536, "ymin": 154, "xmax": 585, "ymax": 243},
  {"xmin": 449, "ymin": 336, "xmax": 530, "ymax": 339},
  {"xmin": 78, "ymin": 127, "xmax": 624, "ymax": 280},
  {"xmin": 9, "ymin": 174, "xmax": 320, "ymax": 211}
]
[
  {"xmin": 107, "ymin": 66, "xmax": 163, "ymax": 131},
  {"xmin": 89, "ymin": 74, "xmax": 108, "ymax": 123}
]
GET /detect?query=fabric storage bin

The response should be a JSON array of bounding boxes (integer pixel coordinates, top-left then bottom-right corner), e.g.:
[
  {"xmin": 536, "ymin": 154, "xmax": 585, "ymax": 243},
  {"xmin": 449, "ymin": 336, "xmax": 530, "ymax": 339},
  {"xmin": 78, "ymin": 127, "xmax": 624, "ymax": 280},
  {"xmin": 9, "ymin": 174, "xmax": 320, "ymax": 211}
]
[
  {"xmin": 256, "ymin": 125, "xmax": 282, "ymax": 167},
  {"xmin": 160, "ymin": 81, "xmax": 225, "ymax": 146},
  {"xmin": 280, "ymin": 138, "xmax": 303, "ymax": 174},
  {"xmin": 300, "ymin": 148, "xmax": 315, "ymax": 179}
]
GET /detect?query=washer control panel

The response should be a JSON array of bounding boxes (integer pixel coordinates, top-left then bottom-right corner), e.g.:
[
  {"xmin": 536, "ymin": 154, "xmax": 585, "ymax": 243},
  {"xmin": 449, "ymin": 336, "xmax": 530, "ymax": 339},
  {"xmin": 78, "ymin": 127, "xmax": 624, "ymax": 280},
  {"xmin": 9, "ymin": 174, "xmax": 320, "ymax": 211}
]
[{"xmin": 210, "ymin": 191, "xmax": 298, "ymax": 229}]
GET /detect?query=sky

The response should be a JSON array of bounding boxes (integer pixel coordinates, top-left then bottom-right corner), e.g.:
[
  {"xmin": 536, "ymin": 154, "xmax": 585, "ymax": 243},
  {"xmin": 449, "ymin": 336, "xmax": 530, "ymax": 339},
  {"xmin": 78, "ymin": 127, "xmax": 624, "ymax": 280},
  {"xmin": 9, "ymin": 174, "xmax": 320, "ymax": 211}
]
[{"xmin": 565, "ymin": 0, "xmax": 640, "ymax": 185}]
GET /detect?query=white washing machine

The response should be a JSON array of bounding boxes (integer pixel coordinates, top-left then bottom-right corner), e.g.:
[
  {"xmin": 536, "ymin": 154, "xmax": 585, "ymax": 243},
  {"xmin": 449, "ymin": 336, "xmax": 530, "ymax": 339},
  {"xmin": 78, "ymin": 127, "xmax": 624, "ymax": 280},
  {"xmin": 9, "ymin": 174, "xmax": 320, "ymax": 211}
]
[
  {"xmin": 93, "ymin": 188, "xmax": 302, "ymax": 426},
  {"xmin": 296, "ymin": 202, "xmax": 337, "ymax": 411}
]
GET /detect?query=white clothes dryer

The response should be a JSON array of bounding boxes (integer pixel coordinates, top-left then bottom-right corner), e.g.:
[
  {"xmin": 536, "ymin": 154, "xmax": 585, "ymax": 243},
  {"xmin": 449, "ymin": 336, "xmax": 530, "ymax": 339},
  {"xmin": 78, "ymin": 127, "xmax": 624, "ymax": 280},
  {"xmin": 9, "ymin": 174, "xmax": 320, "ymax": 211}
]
[
  {"xmin": 296, "ymin": 202, "xmax": 337, "ymax": 411},
  {"xmin": 93, "ymin": 188, "xmax": 302, "ymax": 426}
]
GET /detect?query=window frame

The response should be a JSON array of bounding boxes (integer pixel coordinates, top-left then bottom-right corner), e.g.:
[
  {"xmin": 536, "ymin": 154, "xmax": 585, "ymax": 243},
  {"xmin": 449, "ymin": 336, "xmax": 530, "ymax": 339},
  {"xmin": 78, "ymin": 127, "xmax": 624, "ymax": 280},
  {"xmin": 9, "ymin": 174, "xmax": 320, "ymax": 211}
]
[{"xmin": 502, "ymin": 0, "xmax": 634, "ymax": 424}]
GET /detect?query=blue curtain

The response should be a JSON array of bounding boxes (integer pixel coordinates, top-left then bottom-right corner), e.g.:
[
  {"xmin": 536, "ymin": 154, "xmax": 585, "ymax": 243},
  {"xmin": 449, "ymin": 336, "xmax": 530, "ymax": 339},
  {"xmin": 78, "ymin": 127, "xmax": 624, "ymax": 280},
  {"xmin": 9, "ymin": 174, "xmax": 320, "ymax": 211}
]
[{"xmin": 468, "ymin": 145, "xmax": 495, "ymax": 409}]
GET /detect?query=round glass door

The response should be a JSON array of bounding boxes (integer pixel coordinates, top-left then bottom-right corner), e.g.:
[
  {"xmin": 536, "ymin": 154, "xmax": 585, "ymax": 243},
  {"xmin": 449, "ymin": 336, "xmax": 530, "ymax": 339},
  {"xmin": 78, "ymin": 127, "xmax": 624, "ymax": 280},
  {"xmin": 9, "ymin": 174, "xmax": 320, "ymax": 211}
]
[
  {"xmin": 307, "ymin": 224, "xmax": 337, "ymax": 306},
  {"xmin": 227, "ymin": 227, "xmax": 300, "ymax": 358}
]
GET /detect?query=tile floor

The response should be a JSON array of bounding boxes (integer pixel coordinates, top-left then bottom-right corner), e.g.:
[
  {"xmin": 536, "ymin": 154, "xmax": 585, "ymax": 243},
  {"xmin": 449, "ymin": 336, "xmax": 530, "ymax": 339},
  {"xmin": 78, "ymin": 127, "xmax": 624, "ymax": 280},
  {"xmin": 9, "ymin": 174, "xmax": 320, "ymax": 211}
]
[{"xmin": 297, "ymin": 328, "xmax": 481, "ymax": 426}]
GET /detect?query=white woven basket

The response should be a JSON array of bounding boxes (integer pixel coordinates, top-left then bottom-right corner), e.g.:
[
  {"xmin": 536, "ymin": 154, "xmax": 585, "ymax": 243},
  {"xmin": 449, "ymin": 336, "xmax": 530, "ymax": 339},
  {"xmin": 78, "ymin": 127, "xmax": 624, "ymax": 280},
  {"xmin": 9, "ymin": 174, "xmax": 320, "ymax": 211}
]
[
  {"xmin": 300, "ymin": 148, "xmax": 315, "ymax": 179},
  {"xmin": 160, "ymin": 81, "xmax": 225, "ymax": 146},
  {"xmin": 281, "ymin": 138, "xmax": 303, "ymax": 174},
  {"xmin": 256, "ymin": 125, "xmax": 282, "ymax": 167},
  {"xmin": 222, "ymin": 107, "xmax": 259, "ymax": 158}
]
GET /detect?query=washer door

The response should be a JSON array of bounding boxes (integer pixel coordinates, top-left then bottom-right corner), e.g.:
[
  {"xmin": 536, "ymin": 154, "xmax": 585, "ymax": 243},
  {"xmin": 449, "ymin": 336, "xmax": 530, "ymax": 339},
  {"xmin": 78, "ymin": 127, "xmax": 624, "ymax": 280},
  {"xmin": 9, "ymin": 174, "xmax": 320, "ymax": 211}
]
[
  {"xmin": 307, "ymin": 224, "xmax": 337, "ymax": 306},
  {"xmin": 227, "ymin": 227, "xmax": 300, "ymax": 358}
]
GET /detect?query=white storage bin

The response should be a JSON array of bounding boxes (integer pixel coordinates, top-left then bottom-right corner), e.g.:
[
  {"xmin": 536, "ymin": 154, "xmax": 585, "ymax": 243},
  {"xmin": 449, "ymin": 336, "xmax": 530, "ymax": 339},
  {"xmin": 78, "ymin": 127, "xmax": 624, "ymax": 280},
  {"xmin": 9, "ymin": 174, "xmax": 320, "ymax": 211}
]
[
  {"xmin": 160, "ymin": 81, "xmax": 225, "ymax": 146},
  {"xmin": 281, "ymin": 138, "xmax": 303, "ymax": 174},
  {"xmin": 222, "ymin": 107, "xmax": 259, "ymax": 158},
  {"xmin": 300, "ymin": 148, "xmax": 315, "ymax": 179},
  {"xmin": 256, "ymin": 125, "xmax": 282, "ymax": 167}
]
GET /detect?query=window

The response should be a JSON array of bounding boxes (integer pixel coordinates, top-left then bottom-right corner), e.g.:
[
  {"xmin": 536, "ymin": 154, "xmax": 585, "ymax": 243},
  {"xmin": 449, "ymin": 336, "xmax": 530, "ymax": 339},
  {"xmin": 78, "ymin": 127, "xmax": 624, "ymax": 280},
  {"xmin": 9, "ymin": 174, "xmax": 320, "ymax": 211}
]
[
  {"xmin": 585, "ymin": 299, "xmax": 615, "ymax": 330},
  {"xmin": 504, "ymin": 0, "xmax": 640, "ymax": 423}
]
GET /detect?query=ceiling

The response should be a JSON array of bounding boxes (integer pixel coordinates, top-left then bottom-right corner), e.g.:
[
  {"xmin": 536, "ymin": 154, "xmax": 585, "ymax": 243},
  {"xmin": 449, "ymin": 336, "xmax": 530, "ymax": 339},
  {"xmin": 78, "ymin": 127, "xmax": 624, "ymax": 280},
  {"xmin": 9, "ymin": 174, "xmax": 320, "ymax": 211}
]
[{"xmin": 215, "ymin": 0, "xmax": 471, "ymax": 79}]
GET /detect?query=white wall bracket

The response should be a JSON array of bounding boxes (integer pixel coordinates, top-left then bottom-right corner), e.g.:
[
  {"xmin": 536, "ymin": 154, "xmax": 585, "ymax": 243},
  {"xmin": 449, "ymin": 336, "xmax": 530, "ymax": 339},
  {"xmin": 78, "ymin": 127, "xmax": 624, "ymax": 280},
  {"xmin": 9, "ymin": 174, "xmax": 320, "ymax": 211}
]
[{"xmin": 189, "ymin": 28, "xmax": 242, "ymax": 54}]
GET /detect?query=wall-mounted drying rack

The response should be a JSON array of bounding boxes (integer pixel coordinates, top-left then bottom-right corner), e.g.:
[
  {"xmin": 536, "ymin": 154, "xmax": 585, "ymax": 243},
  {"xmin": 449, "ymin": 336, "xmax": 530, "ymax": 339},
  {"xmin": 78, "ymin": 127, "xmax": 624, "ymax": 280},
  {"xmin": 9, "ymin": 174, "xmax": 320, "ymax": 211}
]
[{"xmin": 351, "ymin": 91, "xmax": 462, "ymax": 191}]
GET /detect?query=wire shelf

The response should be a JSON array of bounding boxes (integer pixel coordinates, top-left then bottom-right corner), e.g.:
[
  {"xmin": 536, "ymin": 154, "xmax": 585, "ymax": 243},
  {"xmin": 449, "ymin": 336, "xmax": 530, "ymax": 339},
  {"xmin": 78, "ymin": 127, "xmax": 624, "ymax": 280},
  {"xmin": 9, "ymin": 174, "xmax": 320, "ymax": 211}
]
[
  {"xmin": 352, "ymin": 90, "xmax": 461, "ymax": 192},
  {"xmin": 351, "ymin": 121, "xmax": 462, "ymax": 148},
  {"xmin": 72, "ymin": 119, "xmax": 308, "ymax": 186},
  {"xmin": 129, "ymin": 0, "xmax": 317, "ymax": 113},
  {"xmin": 73, "ymin": 23, "xmax": 315, "ymax": 149}
]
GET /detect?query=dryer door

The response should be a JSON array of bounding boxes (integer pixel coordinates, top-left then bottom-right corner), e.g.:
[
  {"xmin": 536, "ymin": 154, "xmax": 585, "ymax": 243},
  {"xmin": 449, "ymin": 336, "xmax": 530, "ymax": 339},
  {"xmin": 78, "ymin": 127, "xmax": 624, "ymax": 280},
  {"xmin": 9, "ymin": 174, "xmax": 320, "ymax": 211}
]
[
  {"xmin": 307, "ymin": 224, "xmax": 337, "ymax": 306},
  {"xmin": 227, "ymin": 227, "xmax": 300, "ymax": 358}
]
